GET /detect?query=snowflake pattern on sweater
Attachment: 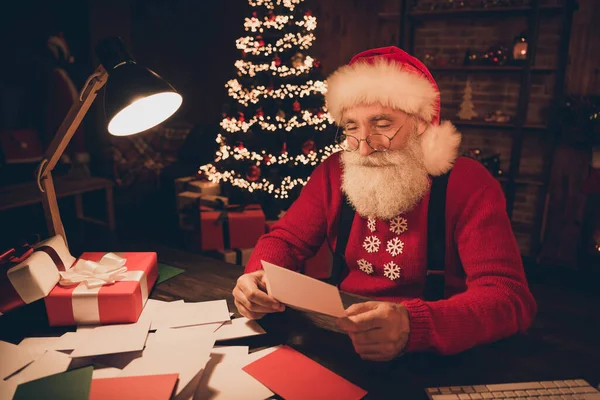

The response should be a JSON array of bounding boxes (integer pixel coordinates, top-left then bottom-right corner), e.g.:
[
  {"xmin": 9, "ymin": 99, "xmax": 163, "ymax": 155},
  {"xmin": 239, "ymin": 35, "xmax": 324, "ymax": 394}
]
[
  {"xmin": 386, "ymin": 237, "xmax": 404, "ymax": 257},
  {"xmin": 357, "ymin": 259, "xmax": 374, "ymax": 274},
  {"xmin": 389, "ymin": 216, "xmax": 408, "ymax": 235},
  {"xmin": 363, "ymin": 236, "xmax": 380, "ymax": 253},
  {"xmin": 367, "ymin": 217, "xmax": 377, "ymax": 232},
  {"xmin": 383, "ymin": 261, "xmax": 401, "ymax": 280}
]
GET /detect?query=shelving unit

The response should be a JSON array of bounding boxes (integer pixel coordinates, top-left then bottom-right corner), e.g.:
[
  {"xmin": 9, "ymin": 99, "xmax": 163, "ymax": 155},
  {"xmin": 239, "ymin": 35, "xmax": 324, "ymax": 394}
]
[{"xmin": 381, "ymin": 0, "xmax": 576, "ymax": 258}]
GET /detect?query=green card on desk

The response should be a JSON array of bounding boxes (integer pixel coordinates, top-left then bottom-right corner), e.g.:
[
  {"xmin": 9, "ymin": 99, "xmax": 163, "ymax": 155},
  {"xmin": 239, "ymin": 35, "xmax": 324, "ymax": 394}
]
[
  {"xmin": 13, "ymin": 366, "xmax": 93, "ymax": 400},
  {"xmin": 156, "ymin": 263, "xmax": 185, "ymax": 285}
]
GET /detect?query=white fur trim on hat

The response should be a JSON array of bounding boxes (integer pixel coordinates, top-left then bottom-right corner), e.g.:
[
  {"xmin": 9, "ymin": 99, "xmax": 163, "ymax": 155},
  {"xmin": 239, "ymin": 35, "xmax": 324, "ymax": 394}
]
[
  {"xmin": 325, "ymin": 59, "xmax": 438, "ymax": 122},
  {"xmin": 420, "ymin": 120, "xmax": 462, "ymax": 176}
]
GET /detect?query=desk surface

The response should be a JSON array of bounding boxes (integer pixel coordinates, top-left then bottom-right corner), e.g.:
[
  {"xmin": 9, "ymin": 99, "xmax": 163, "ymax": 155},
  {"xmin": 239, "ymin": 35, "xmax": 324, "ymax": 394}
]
[{"xmin": 1, "ymin": 246, "xmax": 599, "ymax": 399}]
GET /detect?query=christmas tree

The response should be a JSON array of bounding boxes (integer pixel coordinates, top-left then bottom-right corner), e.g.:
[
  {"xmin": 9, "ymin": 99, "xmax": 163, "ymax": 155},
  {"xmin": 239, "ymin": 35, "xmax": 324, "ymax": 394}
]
[
  {"xmin": 457, "ymin": 79, "xmax": 478, "ymax": 120},
  {"xmin": 199, "ymin": 0, "xmax": 338, "ymax": 210}
]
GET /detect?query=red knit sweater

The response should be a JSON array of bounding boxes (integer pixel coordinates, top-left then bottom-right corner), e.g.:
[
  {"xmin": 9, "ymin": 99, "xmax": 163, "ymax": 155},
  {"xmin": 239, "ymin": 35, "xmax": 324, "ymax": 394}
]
[{"xmin": 245, "ymin": 154, "xmax": 537, "ymax": 355}]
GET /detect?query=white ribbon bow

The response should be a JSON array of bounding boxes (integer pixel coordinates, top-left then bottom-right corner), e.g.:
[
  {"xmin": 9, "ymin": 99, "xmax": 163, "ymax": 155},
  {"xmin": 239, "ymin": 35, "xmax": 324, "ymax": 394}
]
[{"xmin": 59, "ymin": 253, "xmax": 128, "ymax": 289}]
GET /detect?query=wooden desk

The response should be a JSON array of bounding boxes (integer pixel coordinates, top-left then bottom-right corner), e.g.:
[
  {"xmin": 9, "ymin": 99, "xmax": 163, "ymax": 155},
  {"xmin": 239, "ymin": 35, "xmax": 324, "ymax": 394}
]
[
  {"xmin": 0, "ymin": 176, "xmax": 115, "ymax": 231},
  {"xmin": 1, "ymin": 246, "xmax": 599, "ymax": 399}
]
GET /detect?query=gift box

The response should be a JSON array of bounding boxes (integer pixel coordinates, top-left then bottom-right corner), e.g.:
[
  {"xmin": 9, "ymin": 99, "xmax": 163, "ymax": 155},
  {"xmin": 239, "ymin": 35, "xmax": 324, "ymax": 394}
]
[
  {"xmin": 183, "ymin": 204, "xmax": 265, "ymax": 252},
  {"xmin": 174, "ymin": 176, "xmax": 195, "ymax": 194},
  {"xmin": 44, "ymin": 252, "xmax": 158, "ymax": 326},
  {"xmin": 212, "ymin": 248, "xmax": 254, "ymax": 266},
  {"xmin": 265, "ymin": 220, "xmax": 278, "ymax": 234},
  {"xmin": 188, "ymin": 180, "xmax": 221, "ymax": 196},
  {"xmin": 227, "ymin": 205, "xmax": 266, "ymax": 250},
  {"xmin": 177, "ymin": 191, "xmax": 229, "ymax": 212},
  {"xmin": 0, "ymin": 236, "xmax": 74, "ymax": 315}
]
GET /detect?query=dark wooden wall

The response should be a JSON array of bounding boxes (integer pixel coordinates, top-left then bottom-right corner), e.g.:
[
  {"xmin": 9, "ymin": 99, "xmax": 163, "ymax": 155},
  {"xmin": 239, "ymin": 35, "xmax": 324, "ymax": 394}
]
[{"xmin": 565, "ymin": 0, "xmax": 600, "ymax": 95}]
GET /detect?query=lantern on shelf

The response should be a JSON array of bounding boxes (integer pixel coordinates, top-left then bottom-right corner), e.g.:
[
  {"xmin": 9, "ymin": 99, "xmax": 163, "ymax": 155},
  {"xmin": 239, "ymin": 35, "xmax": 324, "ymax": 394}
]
[{"xmin": 512, "ymin": 33, "xmax": 528, "ymax": 62}]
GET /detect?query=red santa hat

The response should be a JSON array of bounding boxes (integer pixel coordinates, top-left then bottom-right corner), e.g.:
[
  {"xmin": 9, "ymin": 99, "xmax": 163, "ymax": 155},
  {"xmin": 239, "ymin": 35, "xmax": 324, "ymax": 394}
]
[{"xmin": 325, "ymin": 46, "xmax": 461, "ymax": 176}]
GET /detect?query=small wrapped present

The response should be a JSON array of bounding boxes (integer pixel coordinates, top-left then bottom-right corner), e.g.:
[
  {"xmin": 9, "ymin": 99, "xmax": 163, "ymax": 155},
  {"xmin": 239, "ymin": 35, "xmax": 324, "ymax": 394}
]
[
  {"xmin": 183, "ymin": 204, "xmax": 265, "ymax": 252},
  {"xmin": 0, "ymin": 235, "xmax": 74, "ymax": 315},
  {"xmin": 174, "ymin": 176, "xmax": 195, "ymax": 194},
  {"xmin": 188, "ymin": 180, "xmax": 221, "ymax": 196},
  {"xmin": 265, "ymin": 220, "xmax": 278, "ymax": 234},
  {"xmin": 44, "ymin": 252, "xmax": 158, "ymax": 326},
  {"xmin": 177, "ymin": 191, "xmax": 229, "ymax": 212},
  {"xmin": 226, "ymin": 205, "xmax": 266, "ymax": 250},
  {"xmin": 213, "ymin": 248, "xmax": 254, "ymax": 266}
]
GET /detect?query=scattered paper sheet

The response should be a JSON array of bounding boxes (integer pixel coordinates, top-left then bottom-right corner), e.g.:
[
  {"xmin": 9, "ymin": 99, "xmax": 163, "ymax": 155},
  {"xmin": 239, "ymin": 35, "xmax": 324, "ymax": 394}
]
[
  {"xmin": 261, "ymin": 260, "xmax": 345, "ymax": 317},
  {"xmin": 119, "ymin": 331, "xmax": 215, "ymax": 397},
  {"xmin": 52, "ymin": 331, "xmax": 91, "ymax": 351},
  {"xmin": 91, "ymin": 350, "xmax": 144, "ymax": 370},
  {"xmin": 168, "ymin": 322, "xmax": 225, "ymax": 338},
  {"xmin": 6, "ymin": 350, "xmax": 71, "ymax": 386},
  {"xmin": 151, "ymin": 299, "xmax": 230, "ymax": 330},
  {"xmin": 0, "ymin": 340, "xmax": 35, "ymax": 379},
  {"xmin": 194, "ymin": 346, "xmax": 274, "ymax": 400},
  {"xmin": 143, "ymin": 299, "xmax": 184, "ymax": 328},
  {"xmin": 210, "ymin": 346, "xmax": 249, "ymax": 362},
  {"xmin": 214, "ymin": 317, "xmax": 266, "ymax": 341},
  {"xmin": 243, "ymin": 345, "xmax": 367, "ymax": 400},
  {"xmin": 69, "ymin": 319, "xmax": 151, "ymax": 358},
  {"xmin": 13, "ymin": 366, "xmax": 93, "ymax": 400},
  {"xmin": 244, "ymin": 346, "xmax": 282, "ymax": 366},
  {"xmin": 90, "ymin": 373, "xmax": 179, "ymax": 400},
  {"xmin": 91, "ymin": 366, "xmax": 122, "ymax": 379},
  {"xmin": 77, "ymin": 325, "xmax": 100, "ymax": 331},
  {"xmin": 18, "ymin": 337, "xmax": 62, "ymax": 359},
  {"xmin": 0, "ymin": 381, "xmax": 17, "ymax": 400}
]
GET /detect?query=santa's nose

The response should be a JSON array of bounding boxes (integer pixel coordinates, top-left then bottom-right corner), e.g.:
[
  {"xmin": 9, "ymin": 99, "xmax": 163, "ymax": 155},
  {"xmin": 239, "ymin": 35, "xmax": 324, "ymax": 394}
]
[{"xmin": 358, "ymin": 139, "xmax": 374, "ymax": 157}]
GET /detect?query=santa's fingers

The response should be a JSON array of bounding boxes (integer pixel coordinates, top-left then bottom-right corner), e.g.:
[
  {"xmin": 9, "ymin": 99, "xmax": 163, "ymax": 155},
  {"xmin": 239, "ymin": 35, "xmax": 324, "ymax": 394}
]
[
  {"xmin": 350, "ymin": 340, "xmax": 399, "ymax": 361},
  {"xmin": 233, "ymin": 286, "xmax": 281, "ymax": 314},
  {"xmin": 234, "ymin": 298, "xmax": 266, "ymax": 320},
  {"xmin": 348, "ymin": 328, "xmax": 392, "ymax": 345}
]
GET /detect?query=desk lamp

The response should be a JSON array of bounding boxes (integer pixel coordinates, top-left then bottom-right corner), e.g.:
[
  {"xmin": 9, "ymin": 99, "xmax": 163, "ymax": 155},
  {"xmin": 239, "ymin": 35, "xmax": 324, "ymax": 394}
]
[{"xmin": 36, "ymin": 36, "xmax": 182, "ymax": 247}]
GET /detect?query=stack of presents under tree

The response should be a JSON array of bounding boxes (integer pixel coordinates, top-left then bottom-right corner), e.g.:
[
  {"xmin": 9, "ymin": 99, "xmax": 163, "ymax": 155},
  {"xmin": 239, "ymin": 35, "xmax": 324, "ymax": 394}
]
[{"xmin": 174, "ymin": 174, "xmax": 331, "ymax": 278}]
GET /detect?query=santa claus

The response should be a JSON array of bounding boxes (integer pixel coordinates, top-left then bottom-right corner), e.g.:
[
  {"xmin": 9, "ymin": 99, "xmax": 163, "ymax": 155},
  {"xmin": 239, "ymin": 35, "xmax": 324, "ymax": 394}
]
[{"xmin": 233, "ymin": 46, "xmax": 536, "ymax": 361}]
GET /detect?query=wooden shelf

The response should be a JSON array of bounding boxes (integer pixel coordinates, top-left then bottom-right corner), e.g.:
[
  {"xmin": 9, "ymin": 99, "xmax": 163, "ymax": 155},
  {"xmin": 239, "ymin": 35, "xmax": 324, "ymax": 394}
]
[
  {"xmin": 453, "ymin": 120, "xmax": 515, "ymax": 129},
  {"xmin": 512, "ymin": 221, "xmax": 534, "ymax": 234},
  {"xmin": 428, "ymin": 65, "xmax": 555, "ymax": 73},
  {"xmin": 496, "ymin": 175, "xmax": 545, "ymax": 186},
  {"xmin": 451, "ymin": 120, "xmax": 547, "ymax": 131},
  {"xmin": 378, "ymin": 5, "xmax": 564, "ymax": 20}
]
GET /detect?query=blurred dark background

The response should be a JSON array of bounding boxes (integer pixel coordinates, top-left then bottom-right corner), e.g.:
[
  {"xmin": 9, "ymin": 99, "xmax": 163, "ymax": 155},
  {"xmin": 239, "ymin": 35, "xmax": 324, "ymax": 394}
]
[{"xmin": 0, "ymin": 0, "xmax": 599, "ymax": 274}]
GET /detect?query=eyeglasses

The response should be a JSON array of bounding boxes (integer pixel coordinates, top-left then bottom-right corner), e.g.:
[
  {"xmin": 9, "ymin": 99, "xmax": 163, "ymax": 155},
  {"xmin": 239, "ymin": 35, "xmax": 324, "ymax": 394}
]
[{"xmin": 335, "ymin": 123, "xmax": 404, "ymax": 152}]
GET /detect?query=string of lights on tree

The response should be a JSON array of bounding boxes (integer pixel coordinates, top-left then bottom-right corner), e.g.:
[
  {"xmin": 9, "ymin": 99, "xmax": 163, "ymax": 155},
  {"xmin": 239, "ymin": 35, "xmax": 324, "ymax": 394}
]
[{"xmin": 199, "ymin": 0, "xmax": 339, "ymax": 202}]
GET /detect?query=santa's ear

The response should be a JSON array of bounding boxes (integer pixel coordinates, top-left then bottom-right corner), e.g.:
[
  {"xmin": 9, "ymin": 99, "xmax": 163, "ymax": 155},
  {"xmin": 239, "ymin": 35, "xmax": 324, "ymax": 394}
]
[{"xmin": 416, "ymin": 118, "xmax": 428, "ymax": 136}]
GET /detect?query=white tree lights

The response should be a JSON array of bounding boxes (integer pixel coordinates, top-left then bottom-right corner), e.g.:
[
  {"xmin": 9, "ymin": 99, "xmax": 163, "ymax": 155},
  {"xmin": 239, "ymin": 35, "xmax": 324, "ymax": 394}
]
[{"xmin": 199, "ymin": 0, "xmax": 339, "ymax": 201}]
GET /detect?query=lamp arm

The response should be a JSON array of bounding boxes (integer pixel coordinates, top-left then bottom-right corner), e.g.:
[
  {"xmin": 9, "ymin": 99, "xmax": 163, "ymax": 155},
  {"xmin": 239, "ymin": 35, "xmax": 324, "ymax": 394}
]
[{"xmin": 36, "ymin": 65, "xmax": 108, "ymax": 246}]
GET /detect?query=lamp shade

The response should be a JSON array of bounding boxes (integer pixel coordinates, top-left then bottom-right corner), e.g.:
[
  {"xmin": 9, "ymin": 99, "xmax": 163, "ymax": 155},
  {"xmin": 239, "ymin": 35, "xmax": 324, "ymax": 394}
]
[{"xmin": 95, "ymin": 37, "xmax": 182, "ymax": 136}]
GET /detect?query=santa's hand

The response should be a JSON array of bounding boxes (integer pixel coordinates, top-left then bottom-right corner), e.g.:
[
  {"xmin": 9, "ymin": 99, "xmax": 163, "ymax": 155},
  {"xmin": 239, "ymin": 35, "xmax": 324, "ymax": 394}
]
[
  {"xmin": 232, "ymin": 270, "xmax": 285, "ymax": 320},
  {"xmin": 336, "ymin": 301, "xmax": 410, "ymax": 361}
]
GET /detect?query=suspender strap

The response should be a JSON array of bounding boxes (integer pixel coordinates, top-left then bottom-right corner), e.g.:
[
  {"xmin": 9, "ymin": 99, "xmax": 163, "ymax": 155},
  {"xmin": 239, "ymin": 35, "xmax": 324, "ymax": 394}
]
[
  {"xmin": 328, "ymin": 195, "xmax": 355, "ymax": 287},
  {"xmin": 424, "ymin": 172, "xmax": 451, "ymax": 302}
]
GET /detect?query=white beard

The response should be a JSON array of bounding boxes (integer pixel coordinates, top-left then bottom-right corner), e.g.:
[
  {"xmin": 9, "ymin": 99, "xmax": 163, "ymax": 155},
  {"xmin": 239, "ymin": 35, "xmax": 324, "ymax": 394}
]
[{"xmin": 341, "ymin": 132, "xmax": 430, "ymax": 220}]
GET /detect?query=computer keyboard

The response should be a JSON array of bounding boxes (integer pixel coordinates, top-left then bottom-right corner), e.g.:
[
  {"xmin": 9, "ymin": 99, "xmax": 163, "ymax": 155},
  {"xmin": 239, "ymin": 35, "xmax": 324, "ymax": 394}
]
[{"xmin": 425, "ymin": 379, "xmax": 600, "ymax": 399}]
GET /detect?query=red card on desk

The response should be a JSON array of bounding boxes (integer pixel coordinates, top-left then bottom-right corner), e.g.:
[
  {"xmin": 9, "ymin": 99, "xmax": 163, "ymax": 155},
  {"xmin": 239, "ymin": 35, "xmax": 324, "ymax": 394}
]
[
  {"xmin": 89, "ymin": 373, "xmax": 178, "ymax": 400},
  {"xmin": 243, "ymin": 345, "xmax": 367, "ymax": 400}
]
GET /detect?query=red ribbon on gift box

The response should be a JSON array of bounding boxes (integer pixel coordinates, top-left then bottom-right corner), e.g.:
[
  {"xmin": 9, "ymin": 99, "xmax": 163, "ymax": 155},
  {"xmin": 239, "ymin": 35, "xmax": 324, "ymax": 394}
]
[
  {"xmin": 214, "ymin": 204, "xmax": 265, "ymax": 250},
  {"xmin": 191, "ymin": 204, "xmax": 265, "ymax": 251}
]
